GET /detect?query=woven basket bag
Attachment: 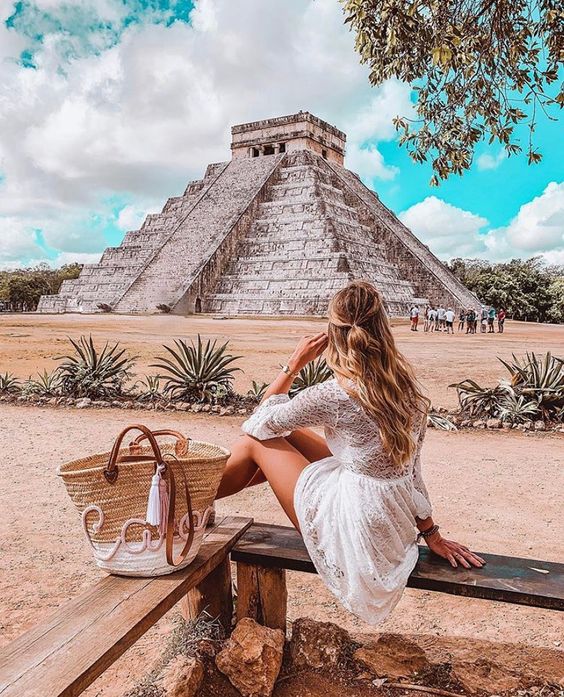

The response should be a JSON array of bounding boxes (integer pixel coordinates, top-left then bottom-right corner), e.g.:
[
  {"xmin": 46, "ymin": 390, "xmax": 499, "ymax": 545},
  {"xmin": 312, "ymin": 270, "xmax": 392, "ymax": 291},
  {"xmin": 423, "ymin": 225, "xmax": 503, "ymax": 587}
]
[{"xmin": 58, "ymin": 424, "xmax": 229, "ymax": 577}]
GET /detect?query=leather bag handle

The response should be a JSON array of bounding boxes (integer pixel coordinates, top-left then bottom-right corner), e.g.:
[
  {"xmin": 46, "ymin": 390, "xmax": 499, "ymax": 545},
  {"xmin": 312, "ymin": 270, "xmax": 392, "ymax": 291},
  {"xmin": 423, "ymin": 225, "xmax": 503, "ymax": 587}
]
[
  {"xmin": 129, "ymin": 429, "xmax": 190, "ymax": 457},
  {"xmin": 164, "ymin": 458, "xmax": 195, "ymax": 567},
  {"xmin": 104, "ymin": 424, "xmax": 165, "ymax": 484}
]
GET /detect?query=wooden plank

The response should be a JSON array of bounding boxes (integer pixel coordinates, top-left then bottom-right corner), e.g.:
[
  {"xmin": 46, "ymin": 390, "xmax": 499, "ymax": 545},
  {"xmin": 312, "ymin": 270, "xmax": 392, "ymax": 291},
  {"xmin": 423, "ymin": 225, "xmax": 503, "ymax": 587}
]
[
  {"xmin": 236, "ymin": 562, "xmax": 287, "ymax": 633},
  {"xmin": 180, "ymin": 556, "xmax": 233, "ymax": 635},
  {"xmin": 232, "ymin": 522, "xmax": 564, "ymax": 611},
  {"xmin": 0, "ymin": 516, "xmax": 253, "ymax": 697}
]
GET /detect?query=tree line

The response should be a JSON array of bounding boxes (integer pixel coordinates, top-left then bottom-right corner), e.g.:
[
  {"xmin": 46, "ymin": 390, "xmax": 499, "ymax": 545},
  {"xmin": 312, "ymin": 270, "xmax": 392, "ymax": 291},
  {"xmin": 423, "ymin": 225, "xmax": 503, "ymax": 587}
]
[
  {"xmin": 0, "ymin": 263, "xmax": 82, "ymax": 312},
  {"xmin": 1, "ymin": 258, "xmax": 562, "ymax": 322},
  {"xmin": 446, "ymin": 257, "xmax": 564, "ymax": 323}
]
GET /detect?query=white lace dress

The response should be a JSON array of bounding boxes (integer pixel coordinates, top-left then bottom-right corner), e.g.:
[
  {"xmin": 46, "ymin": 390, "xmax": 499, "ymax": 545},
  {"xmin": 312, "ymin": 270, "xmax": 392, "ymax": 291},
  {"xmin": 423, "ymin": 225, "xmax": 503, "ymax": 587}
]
[{"xmin": 242, "ymin": 378, "xmax": 432, "ymax": 625}]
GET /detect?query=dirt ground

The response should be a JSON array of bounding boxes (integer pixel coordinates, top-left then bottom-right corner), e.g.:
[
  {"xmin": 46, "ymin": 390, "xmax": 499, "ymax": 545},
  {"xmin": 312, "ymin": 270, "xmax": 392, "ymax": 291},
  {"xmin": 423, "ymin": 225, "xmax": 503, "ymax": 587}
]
[
  {"xmin": 0, "ymin": 314, "xmax": 563, "ymax": 695},
  {"xmin": 1, "ymin": 313, "xmax": 563, "ymax": 408}
]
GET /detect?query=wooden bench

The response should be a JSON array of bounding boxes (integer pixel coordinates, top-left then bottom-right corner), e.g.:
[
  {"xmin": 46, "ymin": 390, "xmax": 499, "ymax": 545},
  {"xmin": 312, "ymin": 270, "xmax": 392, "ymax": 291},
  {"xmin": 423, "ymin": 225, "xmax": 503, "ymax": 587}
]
[
  {"xmin": 1, "ymin": 518, "xmax": 562, "ymax": 697},
  {"xmin": 0, "ymin": 516, "xmax": 253, "ymax": 697},
  {"xmin": 231, "ymin": 522, "xmax": 564, "ymax": 631}
]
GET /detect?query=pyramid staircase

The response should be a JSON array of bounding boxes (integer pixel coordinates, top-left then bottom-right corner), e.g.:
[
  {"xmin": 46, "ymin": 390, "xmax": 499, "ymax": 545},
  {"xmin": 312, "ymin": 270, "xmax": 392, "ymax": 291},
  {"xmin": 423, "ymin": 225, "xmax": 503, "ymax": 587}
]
[{"xmin": 202, "ymin": 151, "xmax": 427, "ymax": 315}]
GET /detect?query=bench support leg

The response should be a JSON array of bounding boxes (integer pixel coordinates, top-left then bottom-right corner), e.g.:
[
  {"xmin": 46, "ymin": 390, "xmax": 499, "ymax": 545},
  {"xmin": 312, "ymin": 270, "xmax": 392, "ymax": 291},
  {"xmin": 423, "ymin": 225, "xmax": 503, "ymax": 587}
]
[
  {"xmin": 180, "ymin": 556, "xmax": 233, "ymax": 635},
  {"xmin": 236, "ymin": 562, "xmax": 287, "ymax": 634}
]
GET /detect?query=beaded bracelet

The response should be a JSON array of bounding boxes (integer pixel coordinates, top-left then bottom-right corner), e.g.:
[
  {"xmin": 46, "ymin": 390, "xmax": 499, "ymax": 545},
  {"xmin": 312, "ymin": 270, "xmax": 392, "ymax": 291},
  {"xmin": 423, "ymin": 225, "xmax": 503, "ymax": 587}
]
[{"xmin": 417, "ymin": 524, "xmax": 439, "ymax": 542}]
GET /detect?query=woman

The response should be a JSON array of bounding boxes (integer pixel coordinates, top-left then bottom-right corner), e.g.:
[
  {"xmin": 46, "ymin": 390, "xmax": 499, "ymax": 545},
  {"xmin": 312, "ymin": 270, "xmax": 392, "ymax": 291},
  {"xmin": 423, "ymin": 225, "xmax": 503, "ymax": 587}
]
[{"xmin": 217, "ymin": 281, "xmax": 483, "ymax": 624}]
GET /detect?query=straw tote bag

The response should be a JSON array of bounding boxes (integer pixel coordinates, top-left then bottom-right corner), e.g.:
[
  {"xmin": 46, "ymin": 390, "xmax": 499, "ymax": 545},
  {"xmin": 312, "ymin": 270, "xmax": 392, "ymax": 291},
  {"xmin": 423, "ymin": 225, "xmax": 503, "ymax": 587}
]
[{"xmin": 58, "ymin": 424, "xmax": 229, "ymax": 577}]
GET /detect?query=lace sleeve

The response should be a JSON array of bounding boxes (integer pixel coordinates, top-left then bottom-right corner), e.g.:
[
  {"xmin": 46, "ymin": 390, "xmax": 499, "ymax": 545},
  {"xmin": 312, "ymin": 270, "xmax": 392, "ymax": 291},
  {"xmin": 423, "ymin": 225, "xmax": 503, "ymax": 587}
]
[
  {"xmin": 412, "ymin": 417, "xmax": 433, "ymax": 518},
  {"xmin": 242, "ymin": 381, "xmax": 339, "ymax": 440}
]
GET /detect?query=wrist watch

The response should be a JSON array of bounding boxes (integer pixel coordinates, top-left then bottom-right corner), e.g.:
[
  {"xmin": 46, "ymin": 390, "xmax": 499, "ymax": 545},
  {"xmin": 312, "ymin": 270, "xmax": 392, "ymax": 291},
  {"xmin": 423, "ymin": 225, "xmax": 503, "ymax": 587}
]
[{"xmin": 281, "ymin": 364, "xmax": 299, "ymax": 378}]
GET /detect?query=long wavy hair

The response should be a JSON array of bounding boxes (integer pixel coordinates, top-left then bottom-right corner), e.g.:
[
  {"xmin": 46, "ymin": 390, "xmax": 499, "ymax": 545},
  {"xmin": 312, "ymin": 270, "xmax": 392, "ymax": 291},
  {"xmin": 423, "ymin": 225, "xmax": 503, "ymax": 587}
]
[{"xmin": 326, "ymin": 281, "xmax": 429, "ymax": 471}]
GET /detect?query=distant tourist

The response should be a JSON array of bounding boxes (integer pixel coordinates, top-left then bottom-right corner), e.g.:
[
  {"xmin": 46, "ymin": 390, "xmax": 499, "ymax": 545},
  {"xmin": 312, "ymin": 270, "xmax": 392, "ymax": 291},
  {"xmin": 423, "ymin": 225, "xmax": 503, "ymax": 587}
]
[
  {"xmin": 445, "ymin": 308, "xmax": 455, "ymax": 334},
  {"xmin": 481, "ymin": 315, "xmax": 488, "ymax": 333},
  {"xmin": 217, "ymin": 281, "xmax": 484, "ymax": 626},
  {"xmin": 466, "ymin": 308, "xmax": 476, "ymax": 334},
  {"xmin": 498, "ymin": 308, "xmax": 506, "ymax": 333},
  {"xmin": 428, "ymin": 306, "xmax": 437, "ymax": 332},
  {"xmin": 458, "ymin": 309, "xmax": 465, "ymax": 332},
  {"xmin": 488, "ymin": 306, "xmax": 496, "ymax": 333},
  {"xmin": 410, "ymin": 305, "xmax": 420, "ymax": 331},
  {"xmin": 437, "ymin": 305, "xmax": 446, "ymax": 331},
  {"xmin": 423, "ymin": 306, "xmax": 430, "ymax": 332},
  {"xmin": 480, "ymin": 307, "xmax": 488, "ymax": 333}
]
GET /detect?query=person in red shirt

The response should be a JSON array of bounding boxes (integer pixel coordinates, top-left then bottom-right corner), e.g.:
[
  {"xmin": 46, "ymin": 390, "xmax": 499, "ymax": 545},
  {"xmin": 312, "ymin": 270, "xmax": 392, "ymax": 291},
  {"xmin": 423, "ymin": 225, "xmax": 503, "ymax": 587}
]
[{"xmin": 498, "ymin": 308, "xmax": 506, "ymax": 333}]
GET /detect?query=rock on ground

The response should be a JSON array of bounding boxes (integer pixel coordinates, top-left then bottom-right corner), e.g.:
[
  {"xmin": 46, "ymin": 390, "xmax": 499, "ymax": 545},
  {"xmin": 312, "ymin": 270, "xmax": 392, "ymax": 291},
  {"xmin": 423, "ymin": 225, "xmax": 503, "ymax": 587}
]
[
  {"xmin": 159, "ymin": 655, "xmax": 203, "ymax": 697},
  {"xmin": 215, "ymin": 617, "xmax": 284, "ymax": 697},
  {"xmin": 289, "ymin": 617, "xmax": 353, "ymax": 670},
  {"xmin": 354, "ymin": 633, "xmax": 429, "ymax": 679}
]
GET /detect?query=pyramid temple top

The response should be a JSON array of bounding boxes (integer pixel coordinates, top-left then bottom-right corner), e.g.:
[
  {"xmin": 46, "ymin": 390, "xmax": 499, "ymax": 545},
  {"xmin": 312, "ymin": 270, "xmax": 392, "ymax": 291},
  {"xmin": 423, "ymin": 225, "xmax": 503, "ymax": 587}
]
[{"xmin": 231, "ymin": 111, "xmax": 346, "ymax": 165}]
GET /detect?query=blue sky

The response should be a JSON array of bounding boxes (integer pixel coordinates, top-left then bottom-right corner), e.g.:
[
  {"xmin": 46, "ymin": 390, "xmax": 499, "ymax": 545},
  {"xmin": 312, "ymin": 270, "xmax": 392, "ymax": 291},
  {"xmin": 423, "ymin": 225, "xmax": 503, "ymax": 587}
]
[{"xmin": 0, "ymin": 0, "xmax": 562, "ymax": 269}]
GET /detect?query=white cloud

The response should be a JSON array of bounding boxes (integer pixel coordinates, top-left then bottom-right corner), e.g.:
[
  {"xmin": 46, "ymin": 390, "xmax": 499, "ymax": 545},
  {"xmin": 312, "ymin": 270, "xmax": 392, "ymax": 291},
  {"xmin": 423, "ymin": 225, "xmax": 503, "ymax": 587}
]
[
  {"xmin": 399, "ymin": 197, "xmax": 489, "ymax": 257},
  {"xmin": 0, "ymin": 217, "xmax": 43, "ymax": 261},
  {"xmin": 490, "ymin": 182, "xmax": 564, "ymax": 253},
  {"xmin": 0, "ymin": 0, "xmax": 412, "ymax": 266},
  {"xmin": 400, "ymin": 182, "xmax": 564, "ymax": 263},
  {"xmin": 476, "ymin": 149, "xmax": 506, "ymax": 171},
  {"xmin": 117, "ymin": 203, "xmax": 158, "ymax": 232},
  {"xmin": 346, "ymin": 143, "xmax": 399, "ymax": 182}
]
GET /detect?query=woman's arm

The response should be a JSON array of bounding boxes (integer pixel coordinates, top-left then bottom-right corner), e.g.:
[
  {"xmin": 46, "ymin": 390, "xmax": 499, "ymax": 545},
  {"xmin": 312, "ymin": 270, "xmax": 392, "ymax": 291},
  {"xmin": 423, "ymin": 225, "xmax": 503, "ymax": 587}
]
[{"xmin": 261, "ymin": 332, "xmax": 328, "ymax": 402}]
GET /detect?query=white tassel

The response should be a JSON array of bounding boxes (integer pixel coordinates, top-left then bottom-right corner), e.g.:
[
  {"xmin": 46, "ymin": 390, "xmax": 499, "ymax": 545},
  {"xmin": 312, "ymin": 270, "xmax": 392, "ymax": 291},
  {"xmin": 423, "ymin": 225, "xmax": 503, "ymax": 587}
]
[{"xmin": 146, "ymin": 463, "xmax": 166, "ymax": 528}]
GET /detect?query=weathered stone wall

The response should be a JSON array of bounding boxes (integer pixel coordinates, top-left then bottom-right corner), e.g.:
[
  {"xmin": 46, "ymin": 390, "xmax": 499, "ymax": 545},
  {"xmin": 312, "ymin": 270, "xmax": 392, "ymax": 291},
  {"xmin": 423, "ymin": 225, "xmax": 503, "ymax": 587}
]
[
  {"xmin": 113, "ymin": 155, "xmax": 283, "ymax": 313},
  {"xmin": 325, "ymin": 161, "xmax": 479, "ymax": 310},
  {"xmin": 231, "ymin": 112, "xmax": 345, "ymax": 165}
]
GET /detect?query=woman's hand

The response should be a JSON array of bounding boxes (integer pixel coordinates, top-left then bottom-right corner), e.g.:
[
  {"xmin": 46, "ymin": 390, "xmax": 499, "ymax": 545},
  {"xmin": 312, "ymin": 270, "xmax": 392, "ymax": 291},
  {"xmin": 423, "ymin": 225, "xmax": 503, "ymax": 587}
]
[
  {"xmin": 288, "ymin": 332, "xmax": 328, "ymax": 373},
  {"xmin": 426, "ymin": 532, "xmax": 485, "ymax": 569}
]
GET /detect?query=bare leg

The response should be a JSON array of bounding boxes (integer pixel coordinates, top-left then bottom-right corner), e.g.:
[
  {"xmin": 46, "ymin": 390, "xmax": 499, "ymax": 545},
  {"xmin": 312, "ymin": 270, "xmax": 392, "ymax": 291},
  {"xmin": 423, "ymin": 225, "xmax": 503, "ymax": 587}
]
[
  {"xmin": 217, "ymin": 434, "xmax": 313, "ymax": 528},
  {"xmin": 216, "ymin": 429, "xmax": 332, "ymax": 528},
  {"xmin": 218, "ymin": 427, "xmax": 331, "ymax": 495}
]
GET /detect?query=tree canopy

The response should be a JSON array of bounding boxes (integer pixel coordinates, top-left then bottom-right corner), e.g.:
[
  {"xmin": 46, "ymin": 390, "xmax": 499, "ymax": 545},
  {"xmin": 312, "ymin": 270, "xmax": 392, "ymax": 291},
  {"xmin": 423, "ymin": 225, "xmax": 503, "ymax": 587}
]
[
  {"xmin": 447, "ymin": 256, "xmax": 564, "ymax": 321},
  {"xmin": 342, "ymin": 0, "xmax": 563, "ymax": 183},
  {"xmin": 0, "ymin": 263, "xmax": 82, "ymax": 311}
]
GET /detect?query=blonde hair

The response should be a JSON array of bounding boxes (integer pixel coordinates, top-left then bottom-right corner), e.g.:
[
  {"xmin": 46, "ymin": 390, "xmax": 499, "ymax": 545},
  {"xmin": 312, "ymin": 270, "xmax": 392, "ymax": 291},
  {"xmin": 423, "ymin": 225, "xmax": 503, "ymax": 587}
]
[{"xmin": 326, "ymin": 281, "xmax": 429, "ymax": 470}]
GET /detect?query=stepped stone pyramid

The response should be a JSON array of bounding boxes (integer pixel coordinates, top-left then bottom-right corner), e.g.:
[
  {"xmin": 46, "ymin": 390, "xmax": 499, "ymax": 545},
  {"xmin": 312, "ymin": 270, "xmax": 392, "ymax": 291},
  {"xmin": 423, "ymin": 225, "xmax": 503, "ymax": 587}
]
[{"xmin": 38, "ymin": 112, "xmax": 477, "ymax": 316}]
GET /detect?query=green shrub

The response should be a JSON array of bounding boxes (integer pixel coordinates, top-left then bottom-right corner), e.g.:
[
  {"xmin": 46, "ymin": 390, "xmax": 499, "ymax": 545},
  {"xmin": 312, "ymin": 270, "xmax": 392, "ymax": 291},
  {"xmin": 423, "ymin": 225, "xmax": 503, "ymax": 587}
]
[
  {"xmin": 290, "ymin": 357, "xmax": 333, "ymax": 398},
  {"xmin": 451, "ymin": 351, "xmax": 563, "ymax": 423},
  {"xmin": 134, "ymin": 375, "xmax": 163, "ymax": 403},
  {"xmin": 57, "ymin": 335, "xmax": 136, "ymax": 399},
  {"xmin": 247, "ymin": 380, "xmax": 268, "ymax": 402},
  {"xmin": 152, "ymin": 336, "xmax": 242, "ymax": 404},
  {"xmin": 22, "ymin": 370, "xmax": 61, "ymax": 397},
  {"xmin": 0, "ymin": 372, "xmax": 20, "ymax": 394}
]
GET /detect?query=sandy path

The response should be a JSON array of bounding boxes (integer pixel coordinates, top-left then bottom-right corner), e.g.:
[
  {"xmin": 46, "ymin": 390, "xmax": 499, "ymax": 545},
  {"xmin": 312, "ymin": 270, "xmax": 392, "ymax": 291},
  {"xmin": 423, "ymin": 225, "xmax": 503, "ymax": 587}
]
[
  {"xmin": 1, "ymin": 314, "xmax": 562, "ymax": 409},
  {"xmin": 0, "ymin": 404, "xmax": 562, "ymax": 696}
]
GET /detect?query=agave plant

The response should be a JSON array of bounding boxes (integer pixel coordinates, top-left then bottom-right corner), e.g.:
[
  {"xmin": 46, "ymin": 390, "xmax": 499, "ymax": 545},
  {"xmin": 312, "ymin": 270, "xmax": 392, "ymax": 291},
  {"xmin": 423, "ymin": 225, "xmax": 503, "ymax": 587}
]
[
  {"xmin": 290, "ymin": 357, "xmax": 333, "ymax": 398},
  {"xmin": 449, "ymin": 378, "xmax": 513, "ymax": 418},
  {"xmin": 0, "ymin": 372, "xmax": 21, "ymax": 394},
  {"xmin": 498, "ymin": 392, "xmax": 540, "ymax": 424},
  {"xmin": 247, "ymin": 380, "xmax": 268, "ymax": 402},
  {"xmin": 22, "ymin": 369, "xmax": 61, "ymax": 397},
  {"xmin": 134, "ymin": 375, "xmax": 163, "ymax": 403},
  {"xmin": 152, "ymin": 336, "xmax": 242, "ymax": 404},
  {"xmin": 427, "ymin": 412, "xmax": 457, "ymax": 431},
  {"xmin": 56, "ymin": 335, "xmax": 136, "ymax": 399},
  {"xmin": 499, "ymin": 352, "xmax": 564, "ymax": 415}
]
